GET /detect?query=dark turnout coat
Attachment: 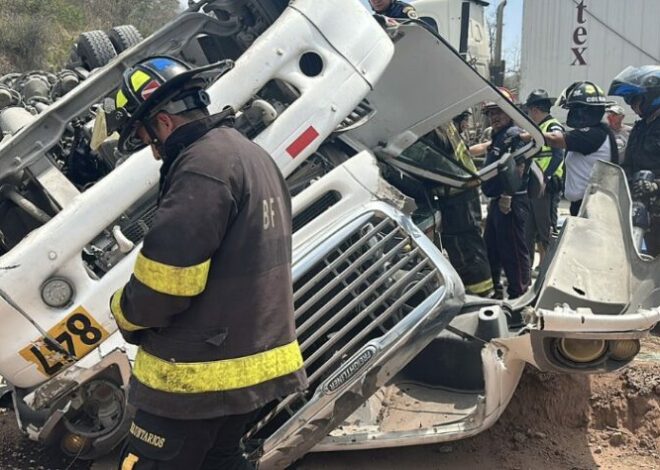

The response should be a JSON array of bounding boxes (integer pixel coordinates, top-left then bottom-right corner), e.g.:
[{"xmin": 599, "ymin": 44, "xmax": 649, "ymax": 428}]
[{"xmin": 110, "ymin": 113, "xmax": 307, "ymax": 420}]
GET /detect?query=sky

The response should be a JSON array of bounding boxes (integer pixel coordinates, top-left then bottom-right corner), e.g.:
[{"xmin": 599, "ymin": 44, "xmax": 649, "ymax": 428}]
[{"xmin": 487, "ymin": 0, "xmax": 523, "ymax": 71}]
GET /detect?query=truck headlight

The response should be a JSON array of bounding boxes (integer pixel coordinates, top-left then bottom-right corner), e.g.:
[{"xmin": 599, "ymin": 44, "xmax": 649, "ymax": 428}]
[
  {"xmin": 41, "ymin": 277, "xmax": 74, "ymax": 308},
  {"xmin": 558, "ymin": 338, "xmax": 607, "ymax": 363},
  {"xmin": 61, "ymin": 432, "xmax": 90, "ymax": 456},
  {"xmin": 610, "ymin": 339, "xmax": 641, "ymax": 361}
]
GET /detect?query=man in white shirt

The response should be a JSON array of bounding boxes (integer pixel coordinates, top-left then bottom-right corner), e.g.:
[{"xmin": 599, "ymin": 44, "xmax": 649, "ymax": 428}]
[{"xmin": 606, "ymin": 105, "xmax": 632, "ymax": 162}]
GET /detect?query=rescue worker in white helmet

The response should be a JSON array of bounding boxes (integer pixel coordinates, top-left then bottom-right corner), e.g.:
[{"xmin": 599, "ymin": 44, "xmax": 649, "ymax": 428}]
[
  {"xmin": 609, "ymin": 65, "xmax": 660, "ymax": 255},
  {"xmin": 96, "ymin": 56, "xmax": 307, "ymax": 469}
]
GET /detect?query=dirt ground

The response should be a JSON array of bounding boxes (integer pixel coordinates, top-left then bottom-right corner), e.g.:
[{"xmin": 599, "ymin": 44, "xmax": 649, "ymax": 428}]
[{"xmin": 2, "ymin": 338, "xmax": 660, "ymax": 470}]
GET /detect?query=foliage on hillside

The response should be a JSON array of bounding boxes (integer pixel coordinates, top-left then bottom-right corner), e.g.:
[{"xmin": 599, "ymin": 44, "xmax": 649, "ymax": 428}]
[{"xmin": 0, "ymin": 0, "xmax": 181, "ymax": 73}]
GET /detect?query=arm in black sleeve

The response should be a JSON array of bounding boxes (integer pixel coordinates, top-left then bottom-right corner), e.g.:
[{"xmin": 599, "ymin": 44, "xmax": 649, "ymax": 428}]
[
  {"xmin": 544, "ymin": 146, "xmax": 565, "ymax": 179},
  {"xmin": 481, "ymin": 148, "xmax": 501, "ymax": 197},
  {"xmin": 110, "ymin": 169, "xmax": 237, "ymax": 334},
  {"xmin": 564, "ymin": 127, "xmax": 608, "ymax": 155}
]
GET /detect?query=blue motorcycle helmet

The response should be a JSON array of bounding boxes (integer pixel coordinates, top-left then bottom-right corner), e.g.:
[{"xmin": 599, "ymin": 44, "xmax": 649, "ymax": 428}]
[{"xmin": 609, "ymin": 65, "xmax": 660, "ymax": 118}]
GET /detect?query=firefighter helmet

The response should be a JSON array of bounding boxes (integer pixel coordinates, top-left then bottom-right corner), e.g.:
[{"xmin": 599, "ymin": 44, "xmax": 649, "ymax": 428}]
[
  {"xmin": 557, "ymin": 81, "xmax": 613, "ymax": 128},
  {"xmin": 483, "ymin": 87, "xmax": 515, "ymax": 111},
  {"xmin": 96, "ymin": 56, "xmax": 233, "ymax": 152},
  {"xmin": 556, "ymin": 81, "xmax": 612, "ymax": 108}
]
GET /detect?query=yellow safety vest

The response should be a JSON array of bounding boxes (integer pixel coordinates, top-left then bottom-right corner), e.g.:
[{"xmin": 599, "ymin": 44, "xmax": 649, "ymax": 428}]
[{"xmin": 536, "ymin": 117, "xmax": 564, "ymax": 178}]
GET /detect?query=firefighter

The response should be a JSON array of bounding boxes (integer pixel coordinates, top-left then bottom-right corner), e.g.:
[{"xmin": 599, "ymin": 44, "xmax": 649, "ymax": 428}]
[
  {"xmin": 96, "ymin": 56, "xmax": 307, "ymax": 469},
  {"xmin": 609, "ymin": 65, "xmax": 660, "ymax": 255},
  {"xmin": 380, "ymin": 119, "xmax": 494, "ymax": 297},
  {"xmin": 369, "ymin": 0, "xmax": 418, "ymax": 19},
  {"xmin": 541, "ymin": 81, "xmax": 618, "ymax": 216},
  {"xmin": 523, "ymin": 89, "xmax": 564, "ymax": 269},
  {"xmin": 481, "ymin": 90, "xmax": 531, "ymax": 299},
  {"xmin": 428, "ymin": 121, "xmax": 494, "ymax": 297}
]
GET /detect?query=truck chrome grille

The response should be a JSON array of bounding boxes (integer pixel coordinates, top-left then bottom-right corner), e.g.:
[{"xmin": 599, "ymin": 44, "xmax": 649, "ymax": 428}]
[{"xmin": 246, "ymin": 212, "xmax": 443, "ymax": 442}]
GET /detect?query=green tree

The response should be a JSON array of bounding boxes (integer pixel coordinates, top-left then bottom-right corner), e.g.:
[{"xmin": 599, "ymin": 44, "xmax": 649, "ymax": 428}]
[{"xmin": 0, "ymin": 0, "xmax": 180, "ymax": 73}]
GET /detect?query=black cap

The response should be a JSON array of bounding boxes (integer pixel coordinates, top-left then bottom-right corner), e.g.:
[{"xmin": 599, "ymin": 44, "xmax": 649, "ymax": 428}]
[{"xmin": 525, "ymin": 89, "xmax": 555, "ymax": 107}]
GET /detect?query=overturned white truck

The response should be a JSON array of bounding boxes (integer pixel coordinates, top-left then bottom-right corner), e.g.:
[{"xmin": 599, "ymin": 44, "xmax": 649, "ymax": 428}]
[{"xmin": 0, "ymin": 1, "xmax": 658, "ymax": 468}]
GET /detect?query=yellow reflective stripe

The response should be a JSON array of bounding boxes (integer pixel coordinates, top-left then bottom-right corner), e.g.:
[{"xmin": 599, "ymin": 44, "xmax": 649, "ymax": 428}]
[
  {"xmin": 133, "ymin": 340, "xmax": 304, "ymax": 393},
  {"xmin": 121, "ymin": 453, "xmax": 139, "ymax": 470},
  {"xmin": 445, "ymin": 123, "xmax": 478, "ymax": 173},
  {"xmin": 133, "ymin": 252, "xmax": 210, "ymax": 296},
  {"xmin": 110, "ymin": 287, "xmax": 146, "ymax": 332},
  {"xmin": 116, "ymin": 89, "xmax": 128, "ymax": 108},
  {"xmin": 130, "ymin": 70, "xmax": 151, "ymax": 93},
  {"xmin": 465, "ymin": 278, "xmax": 494, "ymax": 295}
]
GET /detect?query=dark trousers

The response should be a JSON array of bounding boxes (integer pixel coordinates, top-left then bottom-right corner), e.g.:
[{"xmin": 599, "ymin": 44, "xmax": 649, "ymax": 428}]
[
  {"xmin": 439, "ymin": 190, "xmax": 493, "ymax": 296},
  {"xmin": 117, "ymin": 409, "xmax": 257, "ymax": 470},
  {"xmin": 484, "ymin": 196, "xmax": 531, "ymax": 299},
  {"xmin": 569, "ymin": 199, "xmax": 582, "ymax": 216},
  {"xmin": 550, "ymin": 191, "xmax": 560, "ymax": 233},
  {"xmin": 525, "ymin": 189, "xmax": 555, "ymax": 256},
  {"xmin": 647, "ymin": 213, "xmax": 660, "ymax": 256}
]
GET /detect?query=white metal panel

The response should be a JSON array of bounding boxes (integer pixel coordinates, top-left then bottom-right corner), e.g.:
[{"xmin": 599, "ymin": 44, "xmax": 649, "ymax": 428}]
[
  {"xmin": 0, "ymin": 0, "xmax": 394, "ymax": 389},
  {"xmin": 412, "ymin": 0, "xmax": 491, "ymax": 77},
  {"xmin": 207, "ymin": 0, "xmax": 394, "ymax": 178},
  {"xmin": 520, "ymin": 0, "xmax": 660, "ymax": 123}
]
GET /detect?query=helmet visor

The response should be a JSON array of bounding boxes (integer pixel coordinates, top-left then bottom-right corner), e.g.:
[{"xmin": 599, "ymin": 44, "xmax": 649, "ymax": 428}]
[{"xmin": 609, "ymin": 65, "xmax": 649, "ymax": 97}]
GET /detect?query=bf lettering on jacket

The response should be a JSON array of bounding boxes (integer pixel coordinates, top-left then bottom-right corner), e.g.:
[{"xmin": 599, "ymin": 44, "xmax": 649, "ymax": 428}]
[{"xmin": 263, "ymin": 196, "xmax": 282, "ymax": 230}]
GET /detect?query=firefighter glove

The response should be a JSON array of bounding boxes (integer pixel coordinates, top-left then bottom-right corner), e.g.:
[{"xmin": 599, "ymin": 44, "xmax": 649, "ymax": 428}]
[{"xmin": 632, "ymin": 180, "xmax": 659, "ymax": 199}]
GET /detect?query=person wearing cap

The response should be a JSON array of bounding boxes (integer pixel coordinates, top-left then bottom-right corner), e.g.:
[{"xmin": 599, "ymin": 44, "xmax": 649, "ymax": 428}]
[
  {"xmin": 369, "ymin": 0, "xmax": 418, "ymax": 19},
  {"xmin": 523, "ymin": 89, "xmax": 565, "ymax": 269},
  {"xmin": 481, "ymin": 88, "xmax": 532, "ymax": 299},
  {"xmin": 605, "ymin": 105, "xmax": 632, "ymax": 162},
  {"xmin": 540, "ymin": 81, "xmax": 619, "ymax": 216},
  {"xmin": 98, "ymin": 56, "xmax": 307, "ymax": 469}
]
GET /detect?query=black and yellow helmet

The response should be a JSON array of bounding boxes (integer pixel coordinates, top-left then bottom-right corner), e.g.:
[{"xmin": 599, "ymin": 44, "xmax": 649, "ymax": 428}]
[
  {"xmin": 557, "ymin": 81, "xmax": 614, "ymax": 128},
  {"xmin": 556, "ymin": 81, "xmax": 613, "ymax": 109},
  {"xmin": 96, "ymin": 56, "xmax": 233, "ymax": 152}
]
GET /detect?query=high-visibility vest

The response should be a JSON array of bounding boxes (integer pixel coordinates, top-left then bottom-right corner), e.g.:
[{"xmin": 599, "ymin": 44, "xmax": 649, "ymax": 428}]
[{"xmin": 536, "ymin": 117, "xmax": 564, "ymax": 178}]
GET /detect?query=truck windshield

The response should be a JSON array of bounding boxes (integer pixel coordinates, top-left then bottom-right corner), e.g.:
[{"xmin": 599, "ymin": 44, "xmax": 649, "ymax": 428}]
[{"xmin": 398, "ymin": 134, "xmax": 475, "ymax": 181}]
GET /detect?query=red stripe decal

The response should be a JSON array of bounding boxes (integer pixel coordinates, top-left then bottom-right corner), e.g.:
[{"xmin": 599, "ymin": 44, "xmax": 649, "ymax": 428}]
[{"xmin": 286, "ymin": 126, "xmax": 319, "ymax": 158}]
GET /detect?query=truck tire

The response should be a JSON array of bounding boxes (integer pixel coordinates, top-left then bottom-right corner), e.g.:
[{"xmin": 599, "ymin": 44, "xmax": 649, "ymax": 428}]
[
  {"xmin": 77, "ymin": 31, "xmax": 117, "ymax": 70},
  {"xmin": 108, "ymin": 25, "xmax": 143, "ymax": 53}
]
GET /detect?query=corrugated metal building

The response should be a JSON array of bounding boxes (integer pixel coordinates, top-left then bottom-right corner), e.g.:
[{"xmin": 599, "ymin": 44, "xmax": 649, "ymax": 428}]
[{"xmin": 520, "ymin": 0, "xmax": 660, "ymax": 122}]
